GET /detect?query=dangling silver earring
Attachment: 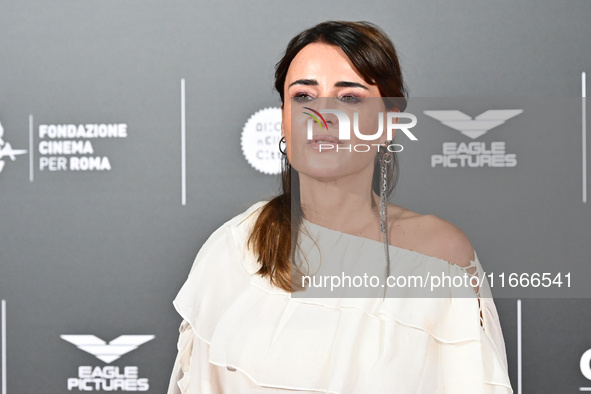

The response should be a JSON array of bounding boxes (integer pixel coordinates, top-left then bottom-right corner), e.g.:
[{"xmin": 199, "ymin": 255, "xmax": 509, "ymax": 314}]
[
  {"xmin": 279, "ymin": 136, "xmax": 287, "ymax": 155},
  {"xmin": 379, "ymin": 142, "xmax": 392, "ymax": 299}
]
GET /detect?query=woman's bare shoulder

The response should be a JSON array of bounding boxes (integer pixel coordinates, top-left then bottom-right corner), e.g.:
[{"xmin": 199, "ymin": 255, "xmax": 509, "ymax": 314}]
[{"xmin": 388, "ymin": 204, "xmax": 475, "ymax": 268}]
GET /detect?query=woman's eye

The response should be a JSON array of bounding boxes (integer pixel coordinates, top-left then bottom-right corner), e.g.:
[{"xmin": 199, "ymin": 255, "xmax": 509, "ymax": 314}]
[
  {"xmin": 293, "ymin": 93, "xmax": 314, "ymax": 103},
  {"xmin": 339, "ymin": 95, "xmax": 362, "ymax": 104}
]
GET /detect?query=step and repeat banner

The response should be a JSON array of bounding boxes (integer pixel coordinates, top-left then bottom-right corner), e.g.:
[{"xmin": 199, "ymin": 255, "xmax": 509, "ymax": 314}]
[{"xmin": 1, "ymin": 0, "xmax": 590, "ymax": 393}]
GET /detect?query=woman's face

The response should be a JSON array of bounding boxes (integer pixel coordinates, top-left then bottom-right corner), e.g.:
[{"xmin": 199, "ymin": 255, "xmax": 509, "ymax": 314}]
[{"xmin": 282, "ymin": 42, "xmax": 389, "ymax": 183}]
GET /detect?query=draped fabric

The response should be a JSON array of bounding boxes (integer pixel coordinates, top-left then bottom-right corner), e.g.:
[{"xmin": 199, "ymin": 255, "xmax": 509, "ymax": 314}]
[{"xmin": 167, "ymin": 201, "xmax": 513, "ymax": 393}]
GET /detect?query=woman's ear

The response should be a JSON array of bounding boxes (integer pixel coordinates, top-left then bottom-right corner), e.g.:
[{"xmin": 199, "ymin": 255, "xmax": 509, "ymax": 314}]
[{"xmin": 388, "ymin": 109, "xmax": 399, "ymax": 141}]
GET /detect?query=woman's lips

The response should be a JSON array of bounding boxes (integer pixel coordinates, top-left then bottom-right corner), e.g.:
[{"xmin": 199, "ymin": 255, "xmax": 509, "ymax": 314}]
[{"xmin": 308, "ymin": 134, "xmax": 343, "ymax": 150}]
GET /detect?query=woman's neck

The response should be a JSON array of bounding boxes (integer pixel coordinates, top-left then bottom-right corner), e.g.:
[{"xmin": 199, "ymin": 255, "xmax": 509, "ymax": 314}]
[{"xmin": 298, "ymin": 173, "xmax": 380, "ymax": 234}]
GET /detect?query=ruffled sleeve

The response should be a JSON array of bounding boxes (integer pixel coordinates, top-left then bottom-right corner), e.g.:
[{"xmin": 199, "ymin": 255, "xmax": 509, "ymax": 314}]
[
  {"xmin": 167, "ymin": 320, "xmax": 193, "ymax": 394},
  {"xmin": 454, "ymin": 247, "xmax": 510, "ymax": 375},
  {"xmin": 473, "ymin": 257, "xmax": 510, "ymax": 375},
  {"xmin": 167, "ymin": 202, "xmax": 266, "ymax": 394}
]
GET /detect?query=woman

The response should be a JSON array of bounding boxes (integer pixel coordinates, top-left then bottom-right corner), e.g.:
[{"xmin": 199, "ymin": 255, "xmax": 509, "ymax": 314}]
[{"xmin": 168, "ymin": 21, "xmax": 513, "ymax": 393}]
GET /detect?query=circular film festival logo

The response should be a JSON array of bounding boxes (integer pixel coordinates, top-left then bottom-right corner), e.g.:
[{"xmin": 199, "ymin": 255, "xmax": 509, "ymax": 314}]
[{"xmin": 241, "ymin": 107, "xmax": 282, "ymax": 175}]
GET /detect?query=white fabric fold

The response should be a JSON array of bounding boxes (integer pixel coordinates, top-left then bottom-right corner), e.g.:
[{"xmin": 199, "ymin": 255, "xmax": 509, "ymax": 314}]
[{"xmin": 168, "ymin": 201, "xmax": 513, "ymax": 393}]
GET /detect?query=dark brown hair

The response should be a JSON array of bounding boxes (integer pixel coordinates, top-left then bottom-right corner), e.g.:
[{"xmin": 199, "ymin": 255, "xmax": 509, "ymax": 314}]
[{"xmin": 248, "ymin": 21, "xmax": 408, "ymax": 292}]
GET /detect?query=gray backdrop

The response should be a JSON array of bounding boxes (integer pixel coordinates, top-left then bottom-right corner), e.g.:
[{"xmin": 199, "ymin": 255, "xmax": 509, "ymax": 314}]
[{"xmin": 1, "ymin": 0, "xmax": 590, "ymax": 392}]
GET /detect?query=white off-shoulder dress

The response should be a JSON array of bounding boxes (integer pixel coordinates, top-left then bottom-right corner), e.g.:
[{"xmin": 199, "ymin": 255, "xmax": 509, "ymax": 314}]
[{"xmin": 167, "ymin": 201, "xmax": 513, "ymax": 393}]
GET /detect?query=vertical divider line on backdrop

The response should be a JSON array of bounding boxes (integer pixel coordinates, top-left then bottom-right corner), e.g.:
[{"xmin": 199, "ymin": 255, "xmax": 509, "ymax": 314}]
[
  {"xmin": 29, "ymin": 116, "xmax": 33, "ymax": 183},
  {"xmin": 2, "ymin": 299, "xmax": 6, "ymax": 394},
  {"xmin": 517, "ymin": 299, "xmax": 522, "ymax": 394},
  {"xmin": 181, "ymin": 79, "xmax": 187, "ymax": 206},
  {"xmin": 582, "ymin": 72, "xmax": 587, "ymax": 203}
]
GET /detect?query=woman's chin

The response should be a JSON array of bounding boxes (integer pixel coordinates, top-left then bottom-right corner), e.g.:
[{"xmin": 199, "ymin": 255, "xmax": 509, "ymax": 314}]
[{"xmin": 295, "ymin": 165, "xmax": 351, "ymax": 182}]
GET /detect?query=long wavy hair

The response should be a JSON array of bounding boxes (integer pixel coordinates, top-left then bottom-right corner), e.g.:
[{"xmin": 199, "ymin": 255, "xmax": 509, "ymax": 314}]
[{"xmin": 248, "ymin": 21, "xmax": 408, "ymax": 292}]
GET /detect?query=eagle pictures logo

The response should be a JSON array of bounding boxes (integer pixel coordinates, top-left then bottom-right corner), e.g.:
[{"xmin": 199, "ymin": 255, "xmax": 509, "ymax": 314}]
[
  {"xmin": 424, "ymin": 109, "xmax": 523, "ymax": 168},
  {"xmin": 61, "ymin": 334, "xmax": 154, "ymax": 392}
]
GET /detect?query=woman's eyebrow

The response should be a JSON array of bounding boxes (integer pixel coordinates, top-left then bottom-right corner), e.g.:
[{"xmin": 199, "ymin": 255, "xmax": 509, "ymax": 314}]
[
  {"xmin": 289, "ymin": 79, "xmax": 318, "ymax": 88},
  {"xmin": 334, "ymin": 81, "xmax": 369, "ymax": 90},
  {"xmin": 288, "ymin": 79, "xmax": 369, "ymax": 90}
]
